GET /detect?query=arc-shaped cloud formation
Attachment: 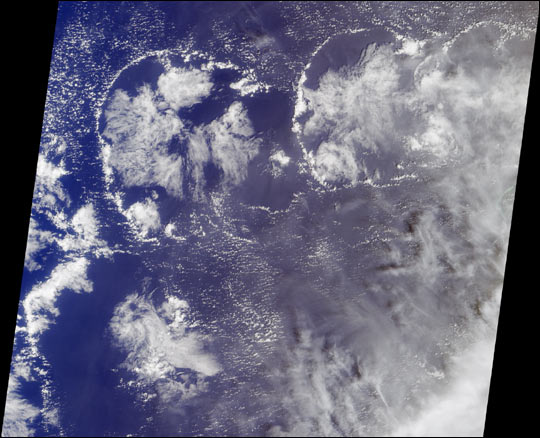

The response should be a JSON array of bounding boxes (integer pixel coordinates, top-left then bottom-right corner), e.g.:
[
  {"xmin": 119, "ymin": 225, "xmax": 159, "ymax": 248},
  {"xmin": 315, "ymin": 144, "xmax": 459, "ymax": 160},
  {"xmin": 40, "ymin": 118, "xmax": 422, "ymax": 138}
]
[{"xmin": 102, "ymin": 63, "xmax": 262, "ymax": 201}]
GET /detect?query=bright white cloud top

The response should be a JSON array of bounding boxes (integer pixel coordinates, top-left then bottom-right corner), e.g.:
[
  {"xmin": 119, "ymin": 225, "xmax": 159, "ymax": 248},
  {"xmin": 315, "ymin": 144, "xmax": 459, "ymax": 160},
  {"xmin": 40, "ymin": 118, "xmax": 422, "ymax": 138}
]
[
  {"xmin": 125, "ymin": 198, "xmax": 161, "ymax": 237},
  {"xmin": 109, "ymin": 292, "xmax": 221, "ymax": 403},
  {"xmin": 101, "ymin": 58, "xmax": 263, "ymax": 203}
]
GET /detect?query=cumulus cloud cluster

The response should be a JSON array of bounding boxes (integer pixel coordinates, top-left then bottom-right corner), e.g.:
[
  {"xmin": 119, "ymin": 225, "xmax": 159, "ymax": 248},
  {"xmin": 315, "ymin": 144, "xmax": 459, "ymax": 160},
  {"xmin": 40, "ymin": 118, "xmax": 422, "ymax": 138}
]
[
  {"xmin": 188, "ymin": 101, "xmax": 261, "ymax": 198},
  {"xmin": 157, "ymin": 67, "xmax": 213, "ymax": 111},
  {"xmin": 125, "ymin": 198, "xmax": 161, "ymax": 237},
  {"xmin": 16, "ymin": 202, "xmax": 110, "ymax": 371},
  {"xmin": 269, "ymin": 150, "xmax": 291, "ymax": 176},
  {"xmin": 294, "ymin": 24, "xmax": 532, "ymax": 188},
  {"xmin": 24, "ymin": 218, "xmax": 54, "ymax": 272},
  {"xmin": 109, "ymin": 292, "xmax": 221, "ymax": 403},
  {"xmin": 102, "ymin": 85, "xmax": 185, "ymax": 197},
  {"xmin": 102, "ymin": 64, "xmax": 261, "ymax": 200},
  {"xmin": 24, "ymin": 135, "xmax": 71, "ymax": 271}
]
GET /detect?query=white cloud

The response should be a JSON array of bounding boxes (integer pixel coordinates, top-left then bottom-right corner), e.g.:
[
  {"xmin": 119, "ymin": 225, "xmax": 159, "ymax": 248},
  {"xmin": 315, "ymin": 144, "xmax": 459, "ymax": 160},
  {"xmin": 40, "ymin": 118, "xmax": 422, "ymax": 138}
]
[
  {"xmin": 1, "ymin": 375, "xmax": 41, "ymax": 437},
  {"xmin": 164, "ymin": 222, "xmax": 186, "ymax": 241},
  {"xmin": 125, "ymin": 198, "xmax": 161, "ymax": 237},
  {"xmin": 270, "ymin": 150, "xmax": 291, "ymax": 172},
  {"xmin": 33, "ymin": 154, "xmax": 71, "ymax": 217},
  {"xmin": 186, "ymin": 127, "xmax": 212, "ymax": 199},
  {"xmin": 312, "ymin": 141, "xmax": 360, "ymax": 185},
  {"xmin": 272, "ymin": 23, "xmax": 533, "ymax": 437},
  {"xmin": 390, "ymin": 322, "xmax": 497, "ymax": 437},
  {"xmin": 24, "ymin": 218, "xmax": 55, "ymax": 272},
  {"xmin": 12, "ymin": 202, "xmax": 111, "ymax": 435},
  {"xmin": 102, "ymin": 85, "xmax": 185, "ymax": 197},
  {"xmin": 269, "ymin": 150, "xmax": 292, "ymax": 177},
  {"xmin": 229, "ymin": 73, "xmax": 270, "ymax": 97},
  {"xmin": 22, "ymin": 207, "xmax": 109, "ymax": 339},
  {"xmin": 22, "ymin": 257, "xmax": 92, "ymax": 338},
  {"xmin": 56, "ymin": 203, "xmax": 110, "ymax": 255},
  {"xmin": 186, "ymin": 101, "xmax": 261, "ymax": 197},
  {"xmin": 109, "ymin": 292, "xmax": 221, "ymax": 403},
  {"xmin": 103, "ymin": 69, "xmax": 261, "ymax": 201},
  {"xmin": 157, "ymin": 67, "xmax": 213, "ymax": 111},
  {"xmin": 396, "ymin": 38, "xmax": 425, "ymax": 57},
  {"xmin": 294, "ymin": 24, "xmax": 531, "ymax": 188},
  {"xmin": 203, "ymin": 101, "xmax": 261, "ymax": 186}
]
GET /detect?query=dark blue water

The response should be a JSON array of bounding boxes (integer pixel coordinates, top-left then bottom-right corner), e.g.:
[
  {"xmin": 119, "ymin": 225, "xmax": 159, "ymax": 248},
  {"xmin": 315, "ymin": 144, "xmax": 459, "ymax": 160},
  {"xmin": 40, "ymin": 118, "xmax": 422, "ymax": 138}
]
[
  {"xmin": 113, "ymin": 57, "xmax": 165, "ymax": 98},
  {"xmin": 303, "ymin": 29, "xmax": 395, "ymax": 90},
  {"xmin": 38, "ymin": 253, "xmax": 147, "ymax": 437}
]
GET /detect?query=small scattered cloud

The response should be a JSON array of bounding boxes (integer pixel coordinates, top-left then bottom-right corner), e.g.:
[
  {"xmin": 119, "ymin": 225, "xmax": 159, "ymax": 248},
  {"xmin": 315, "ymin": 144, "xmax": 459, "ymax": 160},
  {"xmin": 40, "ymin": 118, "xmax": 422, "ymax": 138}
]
[
  {"xmin": 24, "ymin": 218, "xmax": 55, "ymax": 272},
  {"xmin": 164, "ymin": 223, "xmax": 186, "ymax": 241},
  {"xmin": 56, "ymin": 204, "xmax": 111, "ymax": 255},
  {"xmin": 269, "ymin": 150, "xmax": 291, "ymax": 176},
  {"xmin": 11, "ymin": 131, "xmax": 114, "ymax": 435},
  {"xmin": 33, "ymin": 154, "xmax": 71, "ymax": 222},
  {"xmin": 229, "ymin": 69, "xmax": 270, "ymax": 97}
]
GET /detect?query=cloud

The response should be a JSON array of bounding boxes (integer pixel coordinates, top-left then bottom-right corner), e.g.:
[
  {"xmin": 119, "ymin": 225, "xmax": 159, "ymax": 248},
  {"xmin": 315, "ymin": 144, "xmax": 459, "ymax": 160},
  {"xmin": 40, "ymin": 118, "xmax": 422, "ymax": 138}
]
[
  {"xmin": 24, "ymin": 218, "xmax": 55, "ymax": 272},
  {"xmin": 229, "ymin": 71, "xmax": 270, "ymax": 97},
  {"xmin": 102, "ymin": 67, "xmax": 261, "ymax": 201},
  {"xmin": 1, "ymin": 375, "xmax": 41, "ymax": 437},
  {"xmin": 102, "ymin": 85, "xmax": 185, "ymax": 197},
  {"xmin": 269, "ymin": 150, "xmax": 291, "ymax": 176},
  {"xmin": 164, "ymin": 222, "xmax": 186, "ymax": 241},
  {"xmin": 10, "ymin": 167, "xmax": 112, "ymax": 434},
  {"xmin": 109, "ymin": 292, "xmax": 221, "ymax": 403},
  {"xmin": 56, "ymin": 203, "xmax": 110, "ymax": 255},
  {"xmin": 199, "ymin": 101, "xmax": 261, "ymax": 186},
  {"xmin": 21, "ymin": 203, "xmax": 110, "ymax": 339},
  {"xmin": 186, "ymin": 101, "xmax": 262, "ymax": 198},
  {"xmin": 125, "ymin": 198, "xmax": 161, "ymax": 237},
  {"xmin": 312, "ymin": 141, "xmax": 360, "ymax": 185},
  {"xmin": 22, "ymin": 257, "xmax": 93, "ymax": 338},
  {"xmin": 390, "ymin": 337, "xmax": 494, "ymax": 437},
  {"xmin": 270, "ymin": 150, "xmax": 291, "ymax": 168},
  {"xmin": 294, "ymin": 24, "xmax": 532, "ymax": 188},
  {"xmin": 390, "ymin": 297, "xmax": 502, "ymax": 437},
  {"xmin": 268, "ymin": 23, "xmax": 534, "ymax": 437},
  {"xmin": 32, "ymin": 152, "xmax": 71, "ymax": 227},
  {"xmin": 157, "ymin": 67, "xmax": 213, "ymax": 111}
]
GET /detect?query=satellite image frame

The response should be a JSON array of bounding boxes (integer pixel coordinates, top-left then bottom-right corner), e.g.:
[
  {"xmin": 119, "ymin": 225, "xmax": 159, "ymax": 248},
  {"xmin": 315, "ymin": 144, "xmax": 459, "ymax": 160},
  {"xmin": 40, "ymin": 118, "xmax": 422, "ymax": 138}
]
[{"xmin": 2, "ymin": 1, "xmax": 538, "ymax": 437}]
